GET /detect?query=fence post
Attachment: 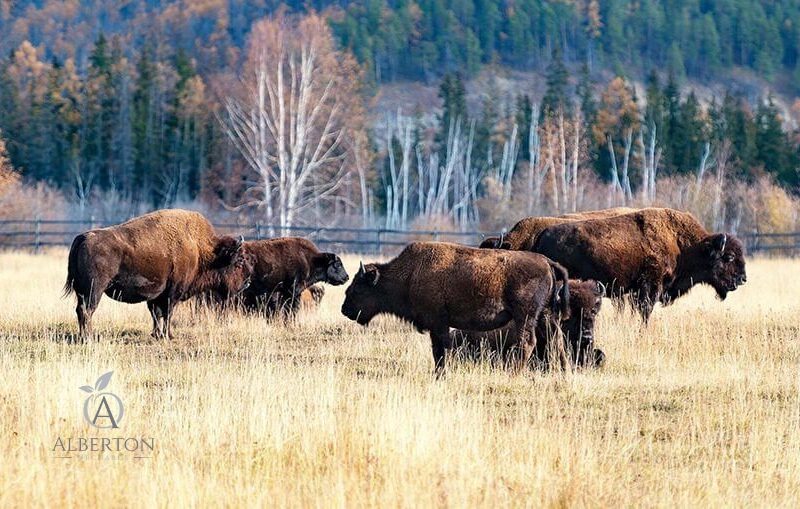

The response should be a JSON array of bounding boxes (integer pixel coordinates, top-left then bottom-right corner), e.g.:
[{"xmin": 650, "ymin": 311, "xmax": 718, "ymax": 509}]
[
  {"xmin": 34, "ymin": 216, "xmax": 41, "ymax": 253},
  {"xmin": 255, "ymin": 222, "xmax": 262, "ymax": 240},
  {"xmin": 375, "ymin": 229, "xmax": 383, "ymax": 255}
]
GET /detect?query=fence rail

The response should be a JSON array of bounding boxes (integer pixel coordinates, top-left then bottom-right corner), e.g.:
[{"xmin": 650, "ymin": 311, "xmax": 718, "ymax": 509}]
[{"xmin": 0, "ymin": 219, "xmax": 798, "ymax": 255}]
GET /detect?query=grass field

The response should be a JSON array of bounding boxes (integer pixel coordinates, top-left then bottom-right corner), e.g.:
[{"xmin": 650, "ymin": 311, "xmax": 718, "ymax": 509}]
[{"xmin": 0, "ymin": 250, "xmax": 799, "ymax": 507}]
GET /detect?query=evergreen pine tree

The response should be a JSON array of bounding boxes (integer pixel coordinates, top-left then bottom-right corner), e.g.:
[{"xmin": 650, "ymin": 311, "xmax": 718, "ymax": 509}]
[{"xmin": 541, "ymin": 47, "xmax": 570, "ymax": 118}]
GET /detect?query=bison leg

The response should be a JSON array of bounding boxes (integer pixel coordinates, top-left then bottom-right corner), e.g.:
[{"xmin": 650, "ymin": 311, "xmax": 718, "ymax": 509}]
[
  {"xmin": 162, "ymin": 298, "xmax": 177, "ymax": 340},
  {"xmin": 147, "ymin": 300, "xmax": 165, "ymax": 339},
  {"xmin": 74, "ymin": 281, "xmax": 103, "ymax": 342},
  {"xmin": 147, "ymin": 295, "xmax": 174, "ymax": 339},
  {"xmin": 632, "ymin": 280, "xmax": 662, "ymax": 323},
  {"xmin": 429, "ymin": 328, "xmax": 453, "ymax": 375},
  {"xmin": 509, "ymin": 317, "xmax": 537, "ymax": 372}
]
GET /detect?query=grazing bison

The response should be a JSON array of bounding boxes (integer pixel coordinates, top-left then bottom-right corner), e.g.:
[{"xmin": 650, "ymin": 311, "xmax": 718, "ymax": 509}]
[
  {"xmin": 451, "ymin": 279, "xmax": 606, "ymax": 369},
  {"xmin": 64, "ymin": 209, "xmax": 246, "ymax": 340},
  {"xmin": 480, "ymin": 207, "xmax": 636, "ymax": 250},
  {"xmin": 237, "ymin": 238, "xmax": 348, "ymax": 316},
  {"xmin": 533, "ymin": 207, "xmax": 747, "ymax": 321},
  {"xmin": 340, "ymin": 242, "xmax": 569, "ymax": 372}
]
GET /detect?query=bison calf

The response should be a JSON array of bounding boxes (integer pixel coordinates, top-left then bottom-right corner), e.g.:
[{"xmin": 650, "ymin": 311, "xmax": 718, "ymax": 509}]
[
  {"xmin": 452, "ymin": 279, "xmax": 605, "ymax": 369},
  {"xmin": 64, "ymin": 209, "xmax": 246, "ymax": 340},
  {"xmin": 235, "ymin": 237, "xmax": 348, "ymax": 316},
  {"xmin": 340, "ymin": 242, "xmax": 569, "ymax": 372}
]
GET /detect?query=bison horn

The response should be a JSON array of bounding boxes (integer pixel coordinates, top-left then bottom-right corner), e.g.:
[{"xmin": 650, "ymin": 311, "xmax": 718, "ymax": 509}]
[
  {"xmin": 596, "ymin": 281, "xmax": 607, "ymax": 297},
  {"xmin": 358, "ymin": 261, "xmax": 365, "ymax": 274},
  {"xmin": 236, "ymin": 235, "xmax": 244, "ymax": 247}
]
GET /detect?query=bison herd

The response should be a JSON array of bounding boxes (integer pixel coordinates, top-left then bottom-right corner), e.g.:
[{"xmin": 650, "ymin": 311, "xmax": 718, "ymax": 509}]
[{"xmin": 63, "ymin": 207, "xmax": 747, "ymax": 373}]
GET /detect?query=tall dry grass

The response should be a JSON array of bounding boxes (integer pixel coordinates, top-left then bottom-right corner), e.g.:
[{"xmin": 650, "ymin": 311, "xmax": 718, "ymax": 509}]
[{"xmin": 0, "ymin": 250, "xmax": 799, "ymax": 507}]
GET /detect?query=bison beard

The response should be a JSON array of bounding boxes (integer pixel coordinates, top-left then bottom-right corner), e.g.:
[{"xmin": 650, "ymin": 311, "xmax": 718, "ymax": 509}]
[
  {"xmin": 533, "ymin": 207, "xmax": 747, "ymax": 322},
  {"xmin": 340, "ymin": 242, "xmax": 569, "ymax": 373},
  {"xmin": 63, "ymin": 209, "xmax": 246, "ymax": 340}
]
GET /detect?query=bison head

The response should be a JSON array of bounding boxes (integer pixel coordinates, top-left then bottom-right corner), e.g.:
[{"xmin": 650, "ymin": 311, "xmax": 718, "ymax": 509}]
[
  {"xmin": 478, "ymin": 236, "xmax": 512, "ymax": 249},
  {"xmin": 479, "ymin": 237, "xmax": 501, "ymax": 249},
  {"xmin": 223, "ymin": 248, "xmax": 254, "ymax": 296},
  {"xmin": 313, "ymin": 252, "xmax": 349, "ymax": 285},
  {"xmin": 560, "ymin": 279, "xmax": 604, "ymax": 367},
  {"xmin": 211, "ymin": 235, "xmax": 245, "ymax": 268},
  {"xmin": 703, "ymin": 233, "xmax": 746, "ymax": 300},
  {"xmin": 341, "ymin": 262, "xmax": 382, "ymax": 325}
]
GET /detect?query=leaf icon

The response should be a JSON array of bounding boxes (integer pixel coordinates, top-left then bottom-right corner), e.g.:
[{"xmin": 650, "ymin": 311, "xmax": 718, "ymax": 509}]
[
  {"xmin": 95, "ymin": 371, "xmax": 113, "ymax": 391},
  {"xmin": 79, "ymin": 385, "xmax": 94, "ymax": 393}
]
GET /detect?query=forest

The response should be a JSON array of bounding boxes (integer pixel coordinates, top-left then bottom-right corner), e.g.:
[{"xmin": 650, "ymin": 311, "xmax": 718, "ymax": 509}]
[{"xmin": 0, "ymin": 0, "xmax": 799, "ymax": 234}]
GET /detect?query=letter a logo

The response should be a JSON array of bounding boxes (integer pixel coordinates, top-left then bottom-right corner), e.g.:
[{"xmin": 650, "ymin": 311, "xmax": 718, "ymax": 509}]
[
  {"xmin": 80, "ymin": 371, "xmax": 125, "ymax": 429},
  {"xmin": 92, "ymin": 396, "xmax": 119, "ymax": 428}
]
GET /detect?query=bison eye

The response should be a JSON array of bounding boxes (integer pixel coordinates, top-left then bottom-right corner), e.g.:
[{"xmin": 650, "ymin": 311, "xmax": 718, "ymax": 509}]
[{"xmin": 724, "ymin": 254, "xmax": 734, "ymax": 262}]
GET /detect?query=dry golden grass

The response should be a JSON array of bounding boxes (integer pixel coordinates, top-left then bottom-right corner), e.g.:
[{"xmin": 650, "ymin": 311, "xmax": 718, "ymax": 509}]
[{"xmin": 1, "ymin": 250, "xmax": 799, "ymax": 507}]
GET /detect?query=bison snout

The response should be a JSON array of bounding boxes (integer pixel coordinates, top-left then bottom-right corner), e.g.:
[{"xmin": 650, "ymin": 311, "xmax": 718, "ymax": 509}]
[{"xmin": 341, "ymin": 304, "xmax": 356, "ymax": 320}]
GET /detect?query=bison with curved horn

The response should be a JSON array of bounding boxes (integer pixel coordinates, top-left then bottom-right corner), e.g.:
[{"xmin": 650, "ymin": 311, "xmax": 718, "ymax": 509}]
[
  {"xmin": 340, "ymin": 242, "xmax": 569, "ymax": 373},
  {"xmin": 63, "ymin": 209, "xmax": 247, "ymax": 340},
  {"xmin": 533, "ymin": 207, "xmax": 747, "ymax": 322}
]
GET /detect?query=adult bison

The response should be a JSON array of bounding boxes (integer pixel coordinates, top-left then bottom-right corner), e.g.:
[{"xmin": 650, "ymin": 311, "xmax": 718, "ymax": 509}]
[
  {"xmin": 480, "ymin": 207, "xmax": 636, "ymax": 250},
  {"xmin": 451, "ymin": 279, "xmax": 605, "ymax": 369},
  {"xmin": 64, "ymin": 209, "xmax": 247, "ymax": 340},
  {"xmin": 533, "ymin": 207, "xmax": 747, "ymax": 321},
  {"xmin": 340, "ymin": 242, "xmax": 569, "ymax": 372},
  {"xmin": 236, "ymin": 238, "xmax": 348, "ymax": 316}
]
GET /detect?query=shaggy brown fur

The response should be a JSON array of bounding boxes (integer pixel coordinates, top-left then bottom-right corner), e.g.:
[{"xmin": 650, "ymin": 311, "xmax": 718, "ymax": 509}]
[
  {"xmin": 451, "ymin": 279, "xmax": 605, "ymax": 369},
  {"xmin": 340, "ymin": 242, "xmax": 569, "ymax": 372},
  {"xmin": 236, "ymin": 238, "xmax": 348, "ymax": 316},
  {"xmin": 64, "ymin": 209, "xmax": 245, "ymax": 340},
  {"xmin": 533, "ymin": 207, "xmax": 747, "ymax": 321},
  {"xmin": 481, "ymin": 207, "xmax": 636, "ymax": 250}
]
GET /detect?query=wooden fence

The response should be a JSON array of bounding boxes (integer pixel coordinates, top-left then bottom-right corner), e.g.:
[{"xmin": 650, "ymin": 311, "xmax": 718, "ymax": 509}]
[{"xmin": 0, "ymin": 219, "xmax": 798, "ymax": 255}]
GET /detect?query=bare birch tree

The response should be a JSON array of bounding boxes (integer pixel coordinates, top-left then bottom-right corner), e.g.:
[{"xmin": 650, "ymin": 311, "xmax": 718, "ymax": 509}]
[
  {"xmin": 221, "ymin": 14, "xmax": 366, "ymax": 233},
  {"xmin": 384, "ymin": 110, "xmax": 413, "ymax": 228},
  {"xmin": 526, "ymin": 104, "xmax": 549, "ymax": 214},
  {"xmin": 712, "ymin": 140, "xmax": 731, "ymax": 231},
  {"xmin": 638, "ymin": 124, "xmax": 660, "ymax": 204}
]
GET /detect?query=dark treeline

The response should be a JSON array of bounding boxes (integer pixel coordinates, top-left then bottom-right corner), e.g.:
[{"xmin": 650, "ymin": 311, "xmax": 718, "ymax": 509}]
[
  {"xmin": 0, "ymin": 2, "xmax": 799, "ymax": 220},
  {"xmin": 1, "ymin": 38, "xmax": 799, "ymax": 212},
  {"xmin": 3, "ymin": 1, "xmax": 800, "ymax": 87},
  {"xmin": 332, "ymin": 0, "xmax": 800, "ymax": 85},
  {"xmin": 0, "ymin": 37, "xmax": 219, "ymax": 207}
]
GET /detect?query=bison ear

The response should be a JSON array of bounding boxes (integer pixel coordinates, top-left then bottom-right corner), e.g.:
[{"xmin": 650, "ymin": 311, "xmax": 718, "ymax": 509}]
[
  {"xmin": 478, "ymin": 237, "xmax": 498, "ymax": 249},
  {"xmin": 708, "ymin": 233, "xmax": 727, "ymax": 258},
  {"xmin": 365, "ymin": 266, "xmax": 380, "ymax": 286}
]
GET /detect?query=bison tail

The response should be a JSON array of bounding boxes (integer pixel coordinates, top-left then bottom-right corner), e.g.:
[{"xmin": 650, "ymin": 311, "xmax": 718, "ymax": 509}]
[
  {"xmin": 548, "ymin": 260, "xmax": 570, "ymax": 319},
  {"xmin": 63, "ymin": 233, "xmax": 87, "ymax": 298}
]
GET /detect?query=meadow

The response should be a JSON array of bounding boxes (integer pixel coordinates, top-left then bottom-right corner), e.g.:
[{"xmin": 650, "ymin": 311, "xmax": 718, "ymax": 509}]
[{"xmin": 0, "ymin": 250, "xmax": 799, "ymax": 507}]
